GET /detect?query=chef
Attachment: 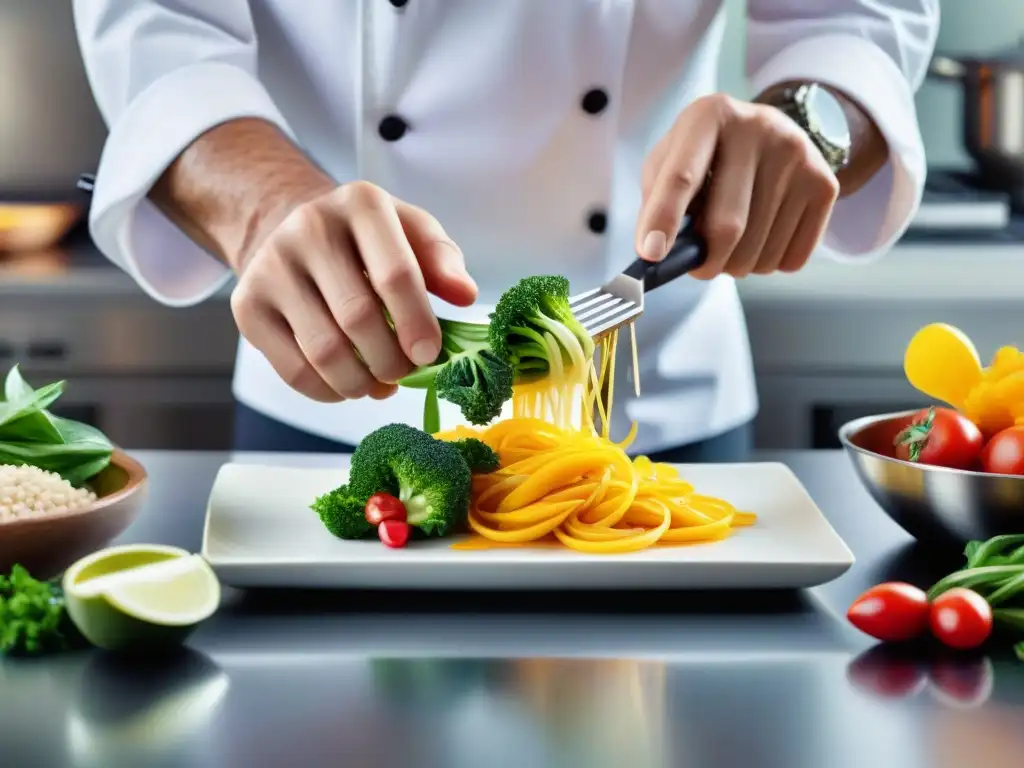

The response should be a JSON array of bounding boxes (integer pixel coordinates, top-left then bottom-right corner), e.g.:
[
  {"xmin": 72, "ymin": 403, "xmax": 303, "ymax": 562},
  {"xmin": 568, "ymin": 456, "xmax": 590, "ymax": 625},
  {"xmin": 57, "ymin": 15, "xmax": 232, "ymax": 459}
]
[{"xmin": 72, "ymin": 0, "xmax": 937, "ymax": 460}]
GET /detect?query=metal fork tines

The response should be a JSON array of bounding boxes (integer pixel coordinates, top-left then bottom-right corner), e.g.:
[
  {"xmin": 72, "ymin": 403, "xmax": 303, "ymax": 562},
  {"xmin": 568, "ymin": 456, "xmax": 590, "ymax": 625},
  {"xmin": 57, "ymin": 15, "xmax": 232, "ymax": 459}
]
[{"xmin": 569, "ymin": 274, "xmax": 644, "ymax": 340}]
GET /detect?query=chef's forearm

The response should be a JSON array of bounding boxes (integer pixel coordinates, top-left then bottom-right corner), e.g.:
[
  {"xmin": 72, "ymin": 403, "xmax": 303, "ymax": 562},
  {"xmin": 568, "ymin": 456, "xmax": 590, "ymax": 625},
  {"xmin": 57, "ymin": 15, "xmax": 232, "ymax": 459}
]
[
  {"xmin": 755, "ymin": 81, "xmax": 888, "ymax": 198},
  {"xmin": 149, "ymin": 118, "xmax": 335, "ymax": 272}
]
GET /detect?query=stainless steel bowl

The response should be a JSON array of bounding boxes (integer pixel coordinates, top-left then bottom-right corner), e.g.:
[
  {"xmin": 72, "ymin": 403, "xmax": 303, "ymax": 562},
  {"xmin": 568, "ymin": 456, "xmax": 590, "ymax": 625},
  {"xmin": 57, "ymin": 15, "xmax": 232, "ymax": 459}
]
[{"xmin": 838, "ymin": 410, "xmax": 1024, "ymax": 544}]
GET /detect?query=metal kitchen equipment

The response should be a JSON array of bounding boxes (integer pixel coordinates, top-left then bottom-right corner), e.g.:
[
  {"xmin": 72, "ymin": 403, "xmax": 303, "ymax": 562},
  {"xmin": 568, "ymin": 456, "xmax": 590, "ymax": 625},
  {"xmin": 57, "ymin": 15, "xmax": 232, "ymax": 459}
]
[
  {"xmin": 840, "ymin": 409, "xmax": 1024, "ymax": 544},
  {"xmin": 571, "ymin": 190, "xmax": 708, "ymax": 340},
  {"xmin": 928, "ymin": 38, "xmax": 1024, "ymax": 202}
]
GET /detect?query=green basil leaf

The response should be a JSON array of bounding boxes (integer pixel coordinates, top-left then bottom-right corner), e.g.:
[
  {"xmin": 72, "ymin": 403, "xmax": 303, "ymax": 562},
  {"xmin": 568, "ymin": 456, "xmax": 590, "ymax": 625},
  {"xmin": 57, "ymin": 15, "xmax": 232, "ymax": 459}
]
[
  {"xmin": 3, "ymin": 365, "xmax": 35, "ymax": 401},
  {"xmin": 51, "ymin": 416, "xmax": 113, "ymax": 449},
  {"xmin": 0, "ymin": 381, "xmax": 65, "ymax": 440},
  {"xmin": 0, "ymin": 440, "xmax": 113, "ymax": 487}
]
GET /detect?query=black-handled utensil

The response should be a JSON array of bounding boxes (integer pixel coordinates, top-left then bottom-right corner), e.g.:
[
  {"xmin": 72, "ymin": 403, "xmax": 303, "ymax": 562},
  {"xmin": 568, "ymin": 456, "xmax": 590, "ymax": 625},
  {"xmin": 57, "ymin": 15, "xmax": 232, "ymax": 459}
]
[{"xmin": 570, "ymin": 184, "xmax": 709, "ymax": 338}]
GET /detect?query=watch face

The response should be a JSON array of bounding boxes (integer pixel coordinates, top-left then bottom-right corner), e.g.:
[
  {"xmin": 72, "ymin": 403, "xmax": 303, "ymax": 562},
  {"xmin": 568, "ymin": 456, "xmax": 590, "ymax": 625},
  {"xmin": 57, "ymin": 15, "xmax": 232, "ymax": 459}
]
[{"xmin": 806, "ymin": 86, "xmax": 851, "ymax": 153}]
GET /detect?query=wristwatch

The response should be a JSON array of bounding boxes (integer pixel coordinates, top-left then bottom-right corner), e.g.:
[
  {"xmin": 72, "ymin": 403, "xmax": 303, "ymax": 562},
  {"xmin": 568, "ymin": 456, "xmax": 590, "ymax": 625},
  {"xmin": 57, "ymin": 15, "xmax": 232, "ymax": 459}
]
[{"xmin": 763, "ymin": 83, "xmax": 852, "ymax": 173}]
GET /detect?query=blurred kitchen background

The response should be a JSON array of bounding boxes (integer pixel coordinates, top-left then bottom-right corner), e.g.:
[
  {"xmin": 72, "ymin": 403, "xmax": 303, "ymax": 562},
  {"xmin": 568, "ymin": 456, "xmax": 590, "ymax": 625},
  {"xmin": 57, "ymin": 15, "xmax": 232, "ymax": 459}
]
[{"xmin": 1, "ymin": 0, "xmax": 1022, "ymax": 451}]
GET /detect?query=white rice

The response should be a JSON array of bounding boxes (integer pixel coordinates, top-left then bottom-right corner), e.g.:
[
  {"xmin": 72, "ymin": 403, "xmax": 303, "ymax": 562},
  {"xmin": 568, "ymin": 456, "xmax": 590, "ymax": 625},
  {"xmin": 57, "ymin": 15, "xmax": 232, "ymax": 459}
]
[{"xmin": 0, "ymin": 464, "xmax": 97, "ymax": 522}]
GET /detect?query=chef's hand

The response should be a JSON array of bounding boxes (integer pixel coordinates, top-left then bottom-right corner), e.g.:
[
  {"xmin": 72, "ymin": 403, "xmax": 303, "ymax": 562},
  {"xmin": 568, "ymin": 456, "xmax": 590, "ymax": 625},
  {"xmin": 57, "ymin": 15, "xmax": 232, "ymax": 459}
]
[
  {"xmin": 635, "ymin": 92, "xmax": 841, "ymax": 279},
  {"xmin": 231, "ymin": 181, "xmax": 477, "ymax": 403}
]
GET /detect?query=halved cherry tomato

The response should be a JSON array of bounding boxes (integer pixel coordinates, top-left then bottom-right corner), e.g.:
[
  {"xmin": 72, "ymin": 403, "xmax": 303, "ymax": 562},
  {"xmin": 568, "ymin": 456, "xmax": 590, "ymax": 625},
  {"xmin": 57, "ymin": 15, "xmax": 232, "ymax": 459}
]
[
  {"xmin": 980, "ymin": 426, "xmax": 1024, "ymax": 475},
  {"xmin": 366, "ymin": 492, "xmax": 407, "ymax": 525},
  {"xmin": 847, "ymin": 582, "xmax": 930, "ymax": 642},
  {"xmin": 378, "ymin": 519, "xmax": 410, "ymax": 548},
  {"xmin": 894, "ymin": 407, "xmax": 983, "ymax": 470},
  {"xmin": 929, "ymin": 588, "xmax": 992, "ymax": 650}
]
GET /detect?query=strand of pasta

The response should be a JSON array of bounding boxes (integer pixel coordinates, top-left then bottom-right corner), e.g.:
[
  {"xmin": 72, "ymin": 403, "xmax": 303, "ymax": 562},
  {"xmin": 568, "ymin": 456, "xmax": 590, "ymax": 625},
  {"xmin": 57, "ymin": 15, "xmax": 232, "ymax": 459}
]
[{"xmin": 434, "ymin": 320, "xmax": 755, "ymax": 554}]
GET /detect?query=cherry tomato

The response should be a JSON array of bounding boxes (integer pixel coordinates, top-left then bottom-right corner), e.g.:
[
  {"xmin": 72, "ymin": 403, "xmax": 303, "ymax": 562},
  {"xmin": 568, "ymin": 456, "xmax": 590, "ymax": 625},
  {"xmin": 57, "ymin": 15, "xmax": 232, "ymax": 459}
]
[
  {"xmin": 365, "ymin": 492, "xmax": 407, "ymax": 525},
  {"xmin": 847, "ymin": 582, "xmax": 931, "ymax": 642},
  {"xmin": 980, "ymin": 426, "xmax": 1024, "ymax": 475},
  {"xmin": 846, "ymin": 645, "xmax": 927, "ymax": 700},
  {"xmin": 929, "ymin": 588, "xmax": 993, "ymax": 650},
  {"xmin": 378, "ymin": 520, "xmax": 410, "ymax": 548},
  {"xmin": 894, "ymin": 407, "xmax": 983, "ymax": 470},
  {"xmin": 928, "ymin": 656, "xmax": 994, "ymax": 709}
]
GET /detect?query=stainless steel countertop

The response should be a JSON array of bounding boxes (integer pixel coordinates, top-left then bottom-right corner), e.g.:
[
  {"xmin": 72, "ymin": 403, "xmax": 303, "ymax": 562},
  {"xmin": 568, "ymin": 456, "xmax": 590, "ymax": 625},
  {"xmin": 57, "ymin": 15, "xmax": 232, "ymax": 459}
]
[{"xmin": 3, "ymin": 449, "xmax": 1022, "ymax": 768}]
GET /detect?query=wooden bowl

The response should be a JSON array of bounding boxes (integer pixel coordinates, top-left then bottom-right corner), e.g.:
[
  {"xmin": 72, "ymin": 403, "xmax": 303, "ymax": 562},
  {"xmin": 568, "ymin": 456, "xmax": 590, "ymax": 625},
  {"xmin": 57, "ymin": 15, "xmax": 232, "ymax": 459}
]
[{"xmin": 0, "ymin": 451, "xmax": 148, "ymax": 580}]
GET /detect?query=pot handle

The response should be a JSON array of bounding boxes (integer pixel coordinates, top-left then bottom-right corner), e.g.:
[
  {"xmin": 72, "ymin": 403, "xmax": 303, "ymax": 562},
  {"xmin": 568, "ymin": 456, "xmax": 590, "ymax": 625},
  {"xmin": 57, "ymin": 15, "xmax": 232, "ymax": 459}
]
[{"xmin": 929, "ymin": 55, "xmax": 967, "ymax": 80}]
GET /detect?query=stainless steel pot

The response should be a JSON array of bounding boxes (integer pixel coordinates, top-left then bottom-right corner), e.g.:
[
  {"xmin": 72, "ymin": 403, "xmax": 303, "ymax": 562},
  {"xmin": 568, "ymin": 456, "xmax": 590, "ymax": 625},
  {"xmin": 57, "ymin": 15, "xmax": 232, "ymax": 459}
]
[{"xmin": 929, "ymin": 39, "xmax": 1024, "ymax": 193}]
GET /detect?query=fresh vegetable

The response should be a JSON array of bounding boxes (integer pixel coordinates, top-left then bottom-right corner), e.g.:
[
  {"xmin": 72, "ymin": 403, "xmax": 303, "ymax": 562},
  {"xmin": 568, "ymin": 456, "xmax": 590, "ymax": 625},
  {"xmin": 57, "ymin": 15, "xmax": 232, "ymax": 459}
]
[
  {"xmin": 311, "ymin": 485, "xmax": 374, "ymax": 540},
  {"xmin": 63, "ymin": 546, "xmax": 219, "ymax": 652},
  {"xmin": 488, "ymin": 275, "xmax": 595, "ymax": 383},
  {"xmin": 450, "ymin": 437, "xmax": 500, "ymax": 474},
  {"xmin": 893, "ymin": 407, "xmax": 983, "ymax": 469},
  {"xmin": 903, "ymin": 323, "xmax": 983, "ymax": 411},
  {"xmin": 905, "ymin": 534, "xmax": 1024, "ymax": 657},
  {"xmin": 379, "ymin": 520, "xmax": 410, "ymax": 548},
  {"xmin": 902, "ymin": 324, "xmax": 1024, "ymax": 437},
  {"xmin": 929, "ymin": 588, "xmax": 993, "ymax": 650},
  {"xmin": 980, "ymin": 426, "xmax": 1024, "ymax": 475},
  {"xmin": 365, "ymin": 492, "xmax": 406, "ymax": 525},
  {"xmin": 846, "ymin": 582, "xmax": 930, "ymax": 642},
  {"xmin": 0, "ymin": 365, "xmax": 114, "ymax": 486},
  {"xmin": 312, "ymin": 423, "xmax": 490, "ymax": 541},
  {"xmin": 399, "ymin": 317, "xmax": 514, "ymax": 428},
  {"xmin": 1, "ymin": 565, "xmax": 84, "ymax": 656}
]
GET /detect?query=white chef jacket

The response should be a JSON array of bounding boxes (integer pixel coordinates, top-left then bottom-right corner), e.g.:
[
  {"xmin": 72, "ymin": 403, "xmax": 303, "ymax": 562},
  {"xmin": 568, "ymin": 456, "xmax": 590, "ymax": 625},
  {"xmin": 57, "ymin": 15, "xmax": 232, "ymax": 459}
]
[{"xmin": 73, "ymin": 0, "xmax": 936, "ymax": 453}]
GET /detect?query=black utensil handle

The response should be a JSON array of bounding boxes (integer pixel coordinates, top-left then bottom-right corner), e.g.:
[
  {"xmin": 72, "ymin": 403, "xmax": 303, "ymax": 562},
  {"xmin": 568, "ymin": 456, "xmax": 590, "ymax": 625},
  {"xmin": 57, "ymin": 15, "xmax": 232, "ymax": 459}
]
[
  {"xmin": 623, "ymin": 227, "xmax": 706, "ymax": 291},
  {"xmin": 623, "ymin": 183, "xmax": 709, "ymax": 292}
]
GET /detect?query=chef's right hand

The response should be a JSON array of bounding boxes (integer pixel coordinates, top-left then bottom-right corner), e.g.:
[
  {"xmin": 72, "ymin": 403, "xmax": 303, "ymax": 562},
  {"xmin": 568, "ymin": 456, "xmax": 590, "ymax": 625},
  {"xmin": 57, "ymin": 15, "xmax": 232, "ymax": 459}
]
[{"xmin": 230, "ymin": 181, "xmax": 478, "ymax": 403}]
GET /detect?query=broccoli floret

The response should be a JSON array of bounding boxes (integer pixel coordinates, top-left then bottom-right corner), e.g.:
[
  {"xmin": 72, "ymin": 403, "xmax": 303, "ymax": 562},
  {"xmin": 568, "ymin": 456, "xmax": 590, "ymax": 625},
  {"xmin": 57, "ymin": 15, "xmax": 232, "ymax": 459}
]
[
  {"xmin": 319, "ymin": 423, "xmax": 472, "ymax": 539},
  {"xmin": 311, "ymin": 484, "xmax": 374, "ymax": 539},
  {"xmin": 451, "ymin": 438, "xmax": 500, "ymax": 473},
  {"xmin": 389, "ymin": 439, "xmax": 471, "ymax": 537},
  {"xmin": 488, "ymin": 275, "xmax": 595, "ymax": 383},
  {"xmin": 399, "ymin": 319, "xmax": 513, "ymax": 426},
  {"xmin": 347, "ymin": 422, "xmax": 429, "ymax": 498}
]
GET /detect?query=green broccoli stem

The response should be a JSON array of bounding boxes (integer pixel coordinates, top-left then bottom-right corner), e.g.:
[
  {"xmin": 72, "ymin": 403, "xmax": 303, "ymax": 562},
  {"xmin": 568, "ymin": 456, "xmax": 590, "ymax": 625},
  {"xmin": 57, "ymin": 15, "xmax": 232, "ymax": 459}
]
[{"xmin": 399, "ymin": 482, "xmax": 432, "ymax": 526}]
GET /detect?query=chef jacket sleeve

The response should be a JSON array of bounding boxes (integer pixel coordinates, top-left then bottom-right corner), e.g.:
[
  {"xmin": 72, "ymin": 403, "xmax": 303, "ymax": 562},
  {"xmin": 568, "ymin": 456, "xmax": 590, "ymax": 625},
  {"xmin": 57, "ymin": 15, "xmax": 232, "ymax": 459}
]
[
  {"xmin": 746, "ymin": 0, "xmax": 939, "ymax": 261},
  {"xmin": 73, "ymin": 0, "xmax": 294, "ymax": 306}
]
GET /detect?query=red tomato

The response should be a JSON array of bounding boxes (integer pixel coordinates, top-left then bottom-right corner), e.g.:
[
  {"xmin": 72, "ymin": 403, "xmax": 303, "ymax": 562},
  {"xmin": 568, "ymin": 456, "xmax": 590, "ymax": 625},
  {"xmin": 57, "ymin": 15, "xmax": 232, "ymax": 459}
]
[
  {"xmin": 980, "ymin": 426, "xmax": 1024, "ymax": 475},
  {"xmin": 929, "ymin": 588, "xmax": 993, "ymax": 650},
  {"xmin": 847, "ymin": 582, "xmax": 931, "ymax": 642},
  {"xmin": 893, "ymin": 407, "xmax": 983, "ymax": 469},
  {"xmin": 365, "ymin": 492, "xmax": 407, "ymax": 525},
  {"xmin": 378, "ymin": 520, "xmax": 410, "ymax": 548}
]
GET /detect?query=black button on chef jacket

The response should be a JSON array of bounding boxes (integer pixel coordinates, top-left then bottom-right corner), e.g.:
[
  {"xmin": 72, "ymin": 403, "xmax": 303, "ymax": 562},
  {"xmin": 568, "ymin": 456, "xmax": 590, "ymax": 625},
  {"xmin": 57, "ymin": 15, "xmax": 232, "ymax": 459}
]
[{"xmin": 378, "ymin": 115, "xmax": 408, "ymax": 142}]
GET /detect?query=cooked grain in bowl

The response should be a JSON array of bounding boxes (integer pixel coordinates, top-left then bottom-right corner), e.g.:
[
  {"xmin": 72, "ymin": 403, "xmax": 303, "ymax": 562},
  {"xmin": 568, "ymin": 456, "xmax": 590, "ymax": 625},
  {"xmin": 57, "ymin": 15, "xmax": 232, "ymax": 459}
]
[{"xmin": 0, "ymin": 464, "xmax": 97, "ymax": 521}]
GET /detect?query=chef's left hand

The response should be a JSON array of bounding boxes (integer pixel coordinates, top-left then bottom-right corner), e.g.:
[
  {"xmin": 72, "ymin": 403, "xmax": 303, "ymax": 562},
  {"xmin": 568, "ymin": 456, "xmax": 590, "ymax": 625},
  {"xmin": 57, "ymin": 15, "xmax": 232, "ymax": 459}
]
[{"xmin": 636, "ymin": 92, "xmax": 840, "ymax": 279}]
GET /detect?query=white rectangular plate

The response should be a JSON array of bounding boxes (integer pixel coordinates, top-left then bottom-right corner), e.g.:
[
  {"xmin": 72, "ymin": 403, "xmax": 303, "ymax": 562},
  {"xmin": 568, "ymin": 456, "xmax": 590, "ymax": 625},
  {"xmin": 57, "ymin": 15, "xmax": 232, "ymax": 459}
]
[{"xmin": 201, "ymin": 462, "xmax": 854, "ymax": 590}]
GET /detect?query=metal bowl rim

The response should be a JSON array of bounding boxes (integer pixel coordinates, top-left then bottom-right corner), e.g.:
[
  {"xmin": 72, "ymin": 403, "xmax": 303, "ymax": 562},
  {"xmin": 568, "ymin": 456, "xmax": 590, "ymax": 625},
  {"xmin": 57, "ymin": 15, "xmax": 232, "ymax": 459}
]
[{"xmin": 837, "ymin": 408, "xmax": 1024, "ymax": 481}]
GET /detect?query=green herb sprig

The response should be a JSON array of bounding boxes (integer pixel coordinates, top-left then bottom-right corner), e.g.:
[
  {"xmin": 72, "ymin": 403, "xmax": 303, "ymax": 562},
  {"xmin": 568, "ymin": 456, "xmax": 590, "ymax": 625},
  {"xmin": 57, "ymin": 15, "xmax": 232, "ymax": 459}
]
[
  {"xmin": 929, "ymin": 534, "xmax": 1024, "ymax": 660},
  {"xmin": 0, "ymin": 365, "xmax": 113, "ymax": 486},
  {"xmin": 0, "ymin": 565, "xmax": 85, "ymax": 656}
]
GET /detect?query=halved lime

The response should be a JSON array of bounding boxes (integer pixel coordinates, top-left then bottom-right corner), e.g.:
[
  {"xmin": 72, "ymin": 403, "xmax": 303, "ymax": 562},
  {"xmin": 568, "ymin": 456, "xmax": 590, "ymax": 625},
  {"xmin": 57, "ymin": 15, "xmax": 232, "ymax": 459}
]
[{"xmin": 63, "ymin": 544, "xmax": 221, "ymax": 652}]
